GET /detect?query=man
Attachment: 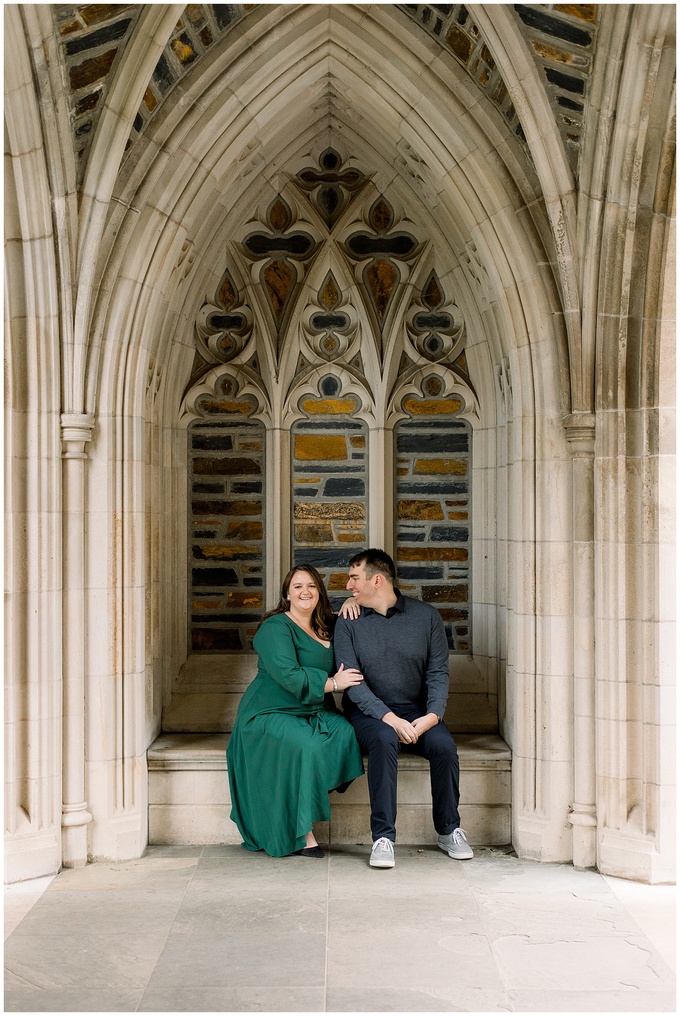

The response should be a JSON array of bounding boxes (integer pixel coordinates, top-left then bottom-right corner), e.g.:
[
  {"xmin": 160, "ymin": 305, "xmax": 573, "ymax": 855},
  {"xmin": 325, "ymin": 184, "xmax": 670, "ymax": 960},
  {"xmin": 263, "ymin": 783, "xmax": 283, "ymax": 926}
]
[{"xmin": 334, "ymin": 548, "xmax": 473, "ymax": 868}]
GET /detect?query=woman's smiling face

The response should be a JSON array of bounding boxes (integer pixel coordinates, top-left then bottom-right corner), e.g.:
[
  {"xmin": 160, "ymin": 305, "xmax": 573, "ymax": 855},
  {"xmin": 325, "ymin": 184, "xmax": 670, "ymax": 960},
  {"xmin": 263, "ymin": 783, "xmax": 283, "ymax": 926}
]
[{"xmin": 287, "ymin": 570, "xmax": 320, "ymax": 615}]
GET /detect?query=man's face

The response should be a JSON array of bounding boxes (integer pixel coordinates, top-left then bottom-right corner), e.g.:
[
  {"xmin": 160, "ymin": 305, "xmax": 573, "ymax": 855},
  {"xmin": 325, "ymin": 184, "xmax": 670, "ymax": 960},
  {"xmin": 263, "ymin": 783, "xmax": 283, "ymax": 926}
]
[{"xmin": 346, "ymin": 563, "xmax": 377, "ymax": 606}]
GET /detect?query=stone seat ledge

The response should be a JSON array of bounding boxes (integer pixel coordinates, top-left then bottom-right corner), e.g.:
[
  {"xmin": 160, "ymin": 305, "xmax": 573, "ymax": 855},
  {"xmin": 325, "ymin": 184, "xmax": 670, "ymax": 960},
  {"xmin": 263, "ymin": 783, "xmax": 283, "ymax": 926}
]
[{"xmin": 147, "ymin": 731, "xmax": 511, "ymax": 771}]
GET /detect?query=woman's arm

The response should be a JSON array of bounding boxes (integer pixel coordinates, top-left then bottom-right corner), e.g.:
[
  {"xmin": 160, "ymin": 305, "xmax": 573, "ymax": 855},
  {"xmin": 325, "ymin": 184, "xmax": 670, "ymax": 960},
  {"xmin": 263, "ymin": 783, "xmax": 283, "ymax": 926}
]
[
  {"xmin": 254, "ymin": 618, "xmax": 363, "ymax": 704},
  {"xmin": 254, "ymin": 619, "xmax": 328, "ymax": 705}
]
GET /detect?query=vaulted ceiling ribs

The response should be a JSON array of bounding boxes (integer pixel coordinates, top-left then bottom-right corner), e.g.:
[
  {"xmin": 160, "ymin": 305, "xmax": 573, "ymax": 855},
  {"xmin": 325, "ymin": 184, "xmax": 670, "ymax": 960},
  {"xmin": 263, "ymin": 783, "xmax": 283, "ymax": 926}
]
[{"xmin": 51, "ymin": 3, "xmax": 599, "ymax": 187}]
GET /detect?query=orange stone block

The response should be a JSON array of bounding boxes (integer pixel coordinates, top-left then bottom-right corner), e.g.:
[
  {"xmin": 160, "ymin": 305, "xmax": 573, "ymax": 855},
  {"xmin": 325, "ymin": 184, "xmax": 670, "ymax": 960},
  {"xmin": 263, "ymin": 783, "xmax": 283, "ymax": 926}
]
[
  {"xmin": 300, "ymin": 397, "xmax": 359, "ymax": 415},
  {"xmin": 226, "ymin": 591, "xmax": 263, "ymax": 608},
  {"xmin": 193, "ymin": 600, "xmax": 222, "ymax": 610},
  {"xmin": 349, "ymin": 435, "xmax": 366, "ymax": 448},
  {"xmin": 294, "ymin": 523, "xmax": 334, "ymax": 543},
  {"xmin": 397, "ymin": 500, "xmax": 445, "ymax": 520},
  {"xmin": 366, "ymin": 260, "xmax": 397, "ymax": 320},
  {"xmin": 328, "ymin": 573, "xmax": 350, "ymax": 590},
  {"xmin": 225, "ymin": 521, "xmax": 263, "ymax": 541},
  {"xmin": 414, "ymin": 458, "xmax": 467, "ymax": 475},
  {"xmin": 338, "ymin": 531, "xmax": 365, "ymax": 543},
  {"xmin": 263, "ymin": 259, "xmax": 294, "ymax": 321},
  {"xmin": 448, "ymin": 511, "xmax": 468, "ymax": 520},
  {"xmin": 143, "ymin": 87, "xmax": 157, "ymax": 112},
  {"xmin": 294, "ymin": 433, "xmax": 347, "ymax": 460},
  {"xmin": 403, "ymin": 397, "xmax": 462, "ymax": 416},
  {"xmin": 531, "ymin": 40, "xmax": 575, "ymax": 64},
  {"xmin": 555, "ymin": 3, "xmax": 596, "ymax": 20},
  {"xmin": 446, "ymin": 23, "xmax": 473, "ymax": 62},
  {"xmin": 195, "ymin": 545, "xmax": 259, "ymax": 559},
  {"xmin": 397, "ymin": 547, "xmax": 468, "ymax": 561}
]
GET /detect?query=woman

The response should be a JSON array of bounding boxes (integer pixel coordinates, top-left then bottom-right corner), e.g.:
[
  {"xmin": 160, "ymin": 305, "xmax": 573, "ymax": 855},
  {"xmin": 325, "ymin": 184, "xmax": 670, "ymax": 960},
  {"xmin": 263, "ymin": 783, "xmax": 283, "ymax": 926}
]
[{"xmin": 227, "ymin": 564, "xmax": 364, "ymax": 858}]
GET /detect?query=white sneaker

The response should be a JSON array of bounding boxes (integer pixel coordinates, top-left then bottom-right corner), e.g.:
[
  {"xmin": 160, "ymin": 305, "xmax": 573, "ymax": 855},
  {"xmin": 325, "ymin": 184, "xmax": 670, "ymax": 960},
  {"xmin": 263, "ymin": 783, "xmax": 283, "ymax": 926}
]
[
  {"xmin": 438, "ymin": 827, "xmax": 474, "ymax": 859},
  {"xmin": 370, "ymin": 837, "xmax": 395, "ymax": 868}
]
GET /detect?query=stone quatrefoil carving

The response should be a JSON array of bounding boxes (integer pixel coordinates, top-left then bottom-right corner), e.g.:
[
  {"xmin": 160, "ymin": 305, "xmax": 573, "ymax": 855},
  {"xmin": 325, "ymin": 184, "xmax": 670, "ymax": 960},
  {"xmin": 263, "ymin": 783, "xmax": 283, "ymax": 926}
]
[
  {"xmin": 301, "ymin": 272, "xmax": 357, "ymax": 363},
  {"xmin": 296, "ymin": 148, "xmax": 366, "ymax": 228},
  {"xmin": 241, "ymin": 196, "xmax": 318, "ymax": 334},
  {"xmin": 343, "ymin": 196, "xmax": 422, "ymax": 329},
  {"xmin": 192, "ymin": 156, "xmax": 468, "ymax": 392},
  {"xmin": 195, "ymin": 268, "xmax": 253, "ymax": 363},
  {"xmin": 405, "ymin": 270, "xmax": 465, "ymax": 365}
]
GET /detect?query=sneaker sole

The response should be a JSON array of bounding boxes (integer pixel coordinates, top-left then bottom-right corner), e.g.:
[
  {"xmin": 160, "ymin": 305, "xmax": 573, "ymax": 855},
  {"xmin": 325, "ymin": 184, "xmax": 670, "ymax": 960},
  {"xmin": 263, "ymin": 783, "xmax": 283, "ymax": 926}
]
[
  {"xmin": 438, "ymin": 843, "xmax": 473, "ymax": 860},
  {"xmin": 369, "ymin": 858, "xmax": 395, "ymax": 868}
]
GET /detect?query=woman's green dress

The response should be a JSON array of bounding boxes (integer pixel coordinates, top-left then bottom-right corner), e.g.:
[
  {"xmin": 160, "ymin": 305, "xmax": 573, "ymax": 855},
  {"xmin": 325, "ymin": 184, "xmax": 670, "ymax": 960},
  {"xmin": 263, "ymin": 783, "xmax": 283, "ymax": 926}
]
[{"xmin": 227, "ymin": 613, "xmax": 364, "ymax": 856}]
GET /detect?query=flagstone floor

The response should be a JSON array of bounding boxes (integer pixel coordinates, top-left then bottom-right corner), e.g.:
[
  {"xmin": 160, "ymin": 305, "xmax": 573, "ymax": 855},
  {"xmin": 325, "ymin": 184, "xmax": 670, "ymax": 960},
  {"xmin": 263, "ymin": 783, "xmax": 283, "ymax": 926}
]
[{"xmin": 4, "ymin": 844, "xmax": 676, "ymax": 1013}]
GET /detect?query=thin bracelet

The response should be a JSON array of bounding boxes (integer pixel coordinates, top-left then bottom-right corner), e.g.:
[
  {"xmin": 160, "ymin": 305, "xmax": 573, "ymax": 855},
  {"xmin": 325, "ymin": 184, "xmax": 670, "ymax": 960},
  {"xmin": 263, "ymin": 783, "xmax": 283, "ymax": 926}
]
[{"xmin": 332, "ymin": 677, "xmax": 338, "ymax": 692}]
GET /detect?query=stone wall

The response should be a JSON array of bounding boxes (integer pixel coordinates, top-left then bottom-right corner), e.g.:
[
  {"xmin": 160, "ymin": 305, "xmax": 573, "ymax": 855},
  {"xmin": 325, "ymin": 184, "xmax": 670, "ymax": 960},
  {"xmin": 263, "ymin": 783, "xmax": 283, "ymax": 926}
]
[
  {"xmin": 291, "ymin": 386, "xmax": 368, "ymax": 608},
  {"xmin": 396, "ymin": 402, "xmax": 471, "ymax": 652},
  {"xmin": 188, "ymin": 417, "xmax": 265, "ymax": 652}
]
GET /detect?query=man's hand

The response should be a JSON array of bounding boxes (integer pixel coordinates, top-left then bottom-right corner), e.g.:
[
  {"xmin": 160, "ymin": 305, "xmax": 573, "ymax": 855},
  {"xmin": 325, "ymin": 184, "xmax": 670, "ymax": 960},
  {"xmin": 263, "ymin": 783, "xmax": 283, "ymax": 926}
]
[
  {"xmin": 381, "ymin": 712, "xmax": 419, "ymax": 744},
  {"xmin": 411, "ymin": 713, "xmax": 440, "ymax": 737}
]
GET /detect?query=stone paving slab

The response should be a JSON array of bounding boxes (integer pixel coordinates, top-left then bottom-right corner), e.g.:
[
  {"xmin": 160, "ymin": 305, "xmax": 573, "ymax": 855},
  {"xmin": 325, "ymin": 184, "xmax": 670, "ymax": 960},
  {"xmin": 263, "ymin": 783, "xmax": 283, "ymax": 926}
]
[{"xmin": 3, "ymin": 845, "xmax": 675, "ymax": 1013}]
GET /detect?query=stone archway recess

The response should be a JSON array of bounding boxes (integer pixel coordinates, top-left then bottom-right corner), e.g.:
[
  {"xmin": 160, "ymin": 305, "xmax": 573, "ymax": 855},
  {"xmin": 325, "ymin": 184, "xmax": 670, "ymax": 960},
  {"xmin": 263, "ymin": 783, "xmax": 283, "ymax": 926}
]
[{"xmin": 4, "ymin": 4, "xmax": 675, "ymax": 883}]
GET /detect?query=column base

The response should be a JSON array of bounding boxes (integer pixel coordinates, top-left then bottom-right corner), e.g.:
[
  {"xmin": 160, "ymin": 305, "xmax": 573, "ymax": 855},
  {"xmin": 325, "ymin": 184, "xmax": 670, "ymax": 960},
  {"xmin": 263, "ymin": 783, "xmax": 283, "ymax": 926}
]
[
  {"xmin": 61, "ymin": 806, "xmax": 92, "ymax": 867},
  {"xmin": 569, "ymin": 804, "xmax": 597, "ymax": 869}
]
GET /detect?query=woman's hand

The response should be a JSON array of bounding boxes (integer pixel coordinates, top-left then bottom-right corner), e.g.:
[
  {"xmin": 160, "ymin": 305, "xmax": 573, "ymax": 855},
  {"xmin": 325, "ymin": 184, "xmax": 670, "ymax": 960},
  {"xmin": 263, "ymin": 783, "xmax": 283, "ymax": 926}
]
[
  {"xmin": 331, "ymin": 662, "xmax": 364, "ymax": 691},
  {"xmin": 338, "ymin": 596, "xmax": 360, "ymax": 620}
]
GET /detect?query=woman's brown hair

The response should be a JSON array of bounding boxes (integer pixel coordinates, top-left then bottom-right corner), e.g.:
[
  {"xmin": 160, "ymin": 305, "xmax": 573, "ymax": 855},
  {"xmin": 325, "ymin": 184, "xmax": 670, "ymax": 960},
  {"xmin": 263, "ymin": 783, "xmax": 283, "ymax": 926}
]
[{"xmin": 257, "ymin": 564, "xmax": 335, "ymax": 638}]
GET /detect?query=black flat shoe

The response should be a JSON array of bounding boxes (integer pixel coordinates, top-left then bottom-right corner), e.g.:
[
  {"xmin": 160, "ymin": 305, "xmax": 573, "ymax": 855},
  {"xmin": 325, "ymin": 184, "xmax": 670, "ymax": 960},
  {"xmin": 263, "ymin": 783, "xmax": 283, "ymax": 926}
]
[{"xmin": 294, "ymin": 845, "xmax": 325, "ymax": 858}]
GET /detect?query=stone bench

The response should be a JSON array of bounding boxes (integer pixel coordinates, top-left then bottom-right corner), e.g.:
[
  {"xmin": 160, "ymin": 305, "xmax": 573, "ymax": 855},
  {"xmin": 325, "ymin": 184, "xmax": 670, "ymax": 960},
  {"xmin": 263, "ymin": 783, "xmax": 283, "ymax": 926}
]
[{"xmin": 147, "ymin": 732, "xmax": 511, "ymax": 847}]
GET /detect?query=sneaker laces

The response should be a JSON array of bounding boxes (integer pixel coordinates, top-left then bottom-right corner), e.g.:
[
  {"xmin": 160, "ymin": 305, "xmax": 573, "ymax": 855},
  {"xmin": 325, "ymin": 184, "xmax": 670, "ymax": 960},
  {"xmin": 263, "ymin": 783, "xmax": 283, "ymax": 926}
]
[
  {"xmin": 373, "ymin": 837, "xmax": 392, "ymax": 852},
  {"xmin": 452, "ymin": 828, "xmax": 468, "ymax": 844}
]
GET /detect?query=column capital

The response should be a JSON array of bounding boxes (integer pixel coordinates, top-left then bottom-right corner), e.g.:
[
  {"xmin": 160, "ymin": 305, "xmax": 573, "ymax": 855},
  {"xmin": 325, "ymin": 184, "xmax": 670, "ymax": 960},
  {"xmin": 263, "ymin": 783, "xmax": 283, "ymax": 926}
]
[
  {"xmin": 61, "ymin": 413, "xmax": 95, "ymax": 459},
  {"xmin": 563, "ymin": 412, "xmax": 595, "ymax": 455}
]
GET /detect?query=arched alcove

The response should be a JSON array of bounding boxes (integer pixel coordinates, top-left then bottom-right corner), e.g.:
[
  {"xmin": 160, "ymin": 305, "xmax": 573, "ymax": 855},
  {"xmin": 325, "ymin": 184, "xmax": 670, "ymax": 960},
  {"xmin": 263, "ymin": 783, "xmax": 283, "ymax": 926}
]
[
  {"xmin": 76, "ymin": 3, "xmax": 575, "ymax": 866},
  {"xmin": 12, "ymin": 5, "xmax": 674, "ymax": 883},
  {"xmin": 74, "ymin": 0, "xmax": 577, "ymax": 861}
]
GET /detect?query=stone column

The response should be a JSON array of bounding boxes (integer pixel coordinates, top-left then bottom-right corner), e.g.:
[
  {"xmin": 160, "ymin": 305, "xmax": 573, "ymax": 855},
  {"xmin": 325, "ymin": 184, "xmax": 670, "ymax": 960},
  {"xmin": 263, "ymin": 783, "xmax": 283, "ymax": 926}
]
[
  {"xmin": 267, "ymin": 426, "xmax": 291, "ymax": 592},
  {"xmin": 60, "ymin": 413, "xmax": 95, "ymax": 866},
  {"xmin": 368, "ymin": 426, "xmax": 393, "ymax": 551},
  {"xmin": 564, "ymin": 413, "xmax": 597, "ymax": 869}
]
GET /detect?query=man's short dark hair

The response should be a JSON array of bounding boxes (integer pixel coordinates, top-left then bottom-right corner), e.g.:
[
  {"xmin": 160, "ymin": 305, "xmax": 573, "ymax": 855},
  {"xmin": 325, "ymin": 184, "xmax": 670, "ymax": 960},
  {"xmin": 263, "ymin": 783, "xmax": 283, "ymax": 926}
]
[{"xmin": 348, "ymin": 548, "xmax": 396, "ymax": 583}]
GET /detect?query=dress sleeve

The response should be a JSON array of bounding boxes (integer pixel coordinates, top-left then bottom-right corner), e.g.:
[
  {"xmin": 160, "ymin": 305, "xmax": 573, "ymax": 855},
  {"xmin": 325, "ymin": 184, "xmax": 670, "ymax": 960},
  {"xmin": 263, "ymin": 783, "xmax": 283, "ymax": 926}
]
[{"xmin": 253, "ymin": 617, "xmax": 328, "ymax": 706}]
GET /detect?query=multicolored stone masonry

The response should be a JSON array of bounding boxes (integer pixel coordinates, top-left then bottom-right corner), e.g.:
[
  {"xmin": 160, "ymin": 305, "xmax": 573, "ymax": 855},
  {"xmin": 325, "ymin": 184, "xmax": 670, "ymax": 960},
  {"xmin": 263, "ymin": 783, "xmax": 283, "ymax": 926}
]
[
  {"xmin": 395, "ymin": 399, "xmax": 471, "ymax": 652},
  {"xmin": 53, "ymin": 4, "xmax": 141, "ymax": 179},
  {"xmin": 400, "ymin": 3, "xmax": 597, "ymax": 175},
  {"xmin": 126, "ymin": 5, "xmax": 249, "ymax": 157},
  {"xmin": 188, "ymin": 416, "xmax": 265, "ymax": 652},
  {"xmin": 291, "ymin": 379, "xmax": 368, "ymax": 609}
]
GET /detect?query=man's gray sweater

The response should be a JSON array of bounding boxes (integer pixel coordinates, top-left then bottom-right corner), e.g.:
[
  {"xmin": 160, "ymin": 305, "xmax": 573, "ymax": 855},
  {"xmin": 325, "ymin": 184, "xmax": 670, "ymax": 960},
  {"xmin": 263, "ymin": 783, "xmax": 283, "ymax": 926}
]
[{"xmin": 333, "ymin": 591, "xmax": 450, "ymax": 721}]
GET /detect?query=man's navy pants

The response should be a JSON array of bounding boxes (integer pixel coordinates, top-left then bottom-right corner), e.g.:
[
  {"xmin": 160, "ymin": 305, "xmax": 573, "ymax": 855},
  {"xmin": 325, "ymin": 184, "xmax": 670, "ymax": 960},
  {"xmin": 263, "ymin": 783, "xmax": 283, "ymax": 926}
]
[{"xmin": 346, "ymin": 705, "xmax": 462, "ymax": 842}]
